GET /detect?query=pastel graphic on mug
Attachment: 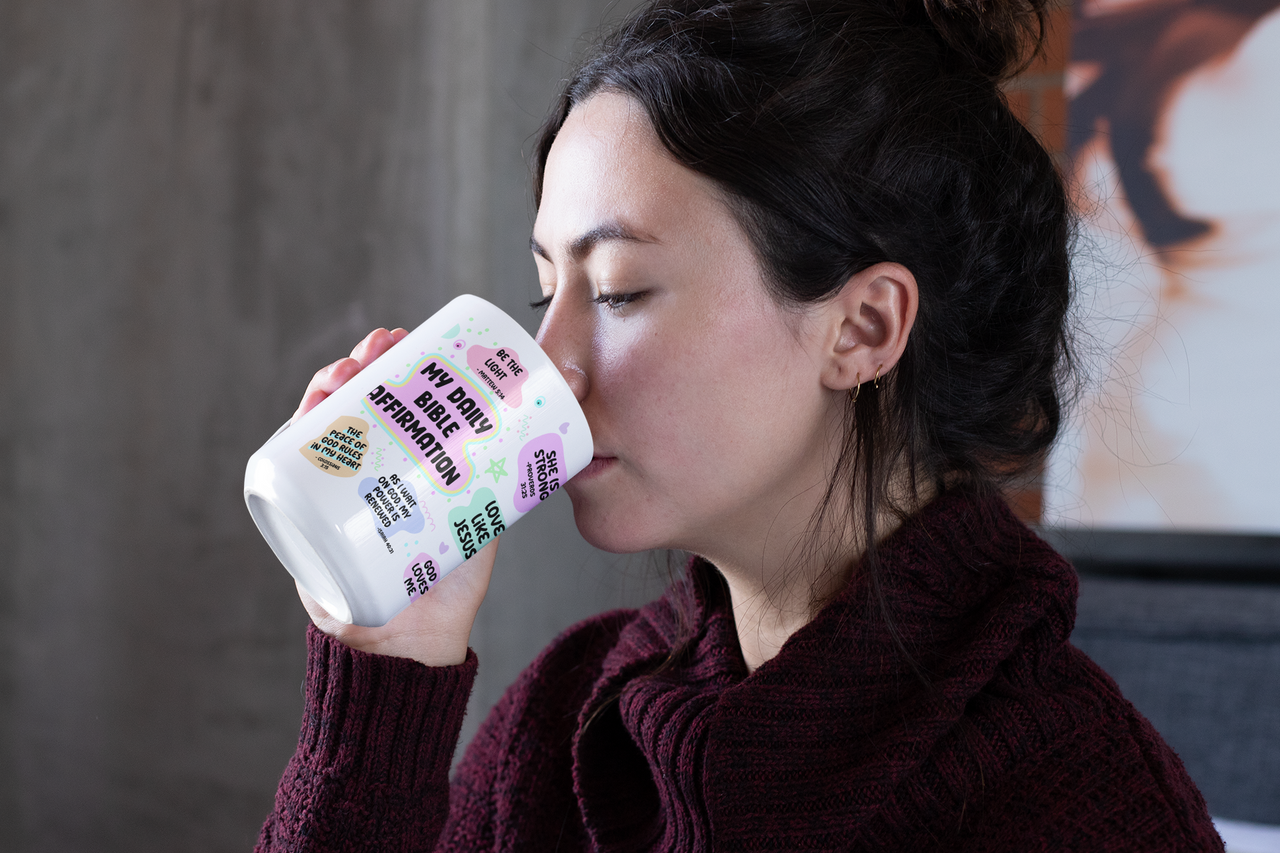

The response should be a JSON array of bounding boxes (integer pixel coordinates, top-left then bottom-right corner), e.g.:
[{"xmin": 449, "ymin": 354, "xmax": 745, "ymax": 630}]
[
  {"xmin": 299, "ymin": 416, "xmax": 369, "ymax": 478},
  {"xmin": 362, "ymin": 355, "xmax": 500, "ymax": 495},
  {"xmin": 513, "ymin": 433, "xmax": 565, "ymax": 513},
  {"xmin": 466, "ymin": 345, "xmax": 530, "ymax": 407},
  {"xmin": 358, "ymin": 474, "xmax": 426, "ymax": 535},
  {"xmin": 401, "ymin": 552, "xmax": 441, "ymax": 601},
  {"xmin": 447, "ymin": 487, "xmax": 506, "ymax": 560}
]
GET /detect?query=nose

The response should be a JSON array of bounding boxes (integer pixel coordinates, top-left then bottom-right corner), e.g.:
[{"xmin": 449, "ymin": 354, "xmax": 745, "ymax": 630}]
[{"xmin": 535, "ymin": 296, "xmax": 590, "ymax": 403}]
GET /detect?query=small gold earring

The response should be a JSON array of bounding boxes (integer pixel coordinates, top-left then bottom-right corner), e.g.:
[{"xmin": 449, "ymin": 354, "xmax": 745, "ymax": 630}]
[
  {"xmin": 851, "ymin": 373, "xmax": 861, "ymax": 403},
  {"xmin": 873, "ymin": 365, "xmax": 882, "ymax": 389}
]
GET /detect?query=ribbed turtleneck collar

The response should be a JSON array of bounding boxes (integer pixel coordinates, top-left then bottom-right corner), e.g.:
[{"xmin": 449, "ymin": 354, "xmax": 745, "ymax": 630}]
[{"xmin": 571, "ymin": 490, "xmax": 1078, "ymax": 852}]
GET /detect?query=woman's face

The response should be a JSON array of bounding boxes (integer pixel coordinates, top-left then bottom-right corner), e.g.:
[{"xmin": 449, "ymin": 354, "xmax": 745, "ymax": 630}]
[{"xmin": 532, "ymin": 93, "xmax": 845, "ymax": 560}]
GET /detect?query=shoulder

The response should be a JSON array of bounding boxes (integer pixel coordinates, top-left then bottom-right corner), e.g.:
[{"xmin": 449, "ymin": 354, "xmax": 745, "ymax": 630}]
[
  {"xmin": 857, "ymin": 492, "xmax": 1221, "ymax": 849},
  {"xmin": 953, "ymin": 643, "xmax": 1224, "ymax": 852}
]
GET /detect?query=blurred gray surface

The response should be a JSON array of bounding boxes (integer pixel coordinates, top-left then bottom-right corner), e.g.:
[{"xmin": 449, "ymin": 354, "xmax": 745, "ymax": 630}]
[
  {"xmin": 0, "ymin": 1, "xmax": 654, "ymax": 850},
  {"xmin": 1073, "ymin": 576, "xmax": 1280, "ymax": 825}
]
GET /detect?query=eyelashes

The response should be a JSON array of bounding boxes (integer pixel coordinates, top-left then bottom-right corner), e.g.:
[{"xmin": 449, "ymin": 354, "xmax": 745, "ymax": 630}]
[
  {"xmin": 529, "ymin": 291, "xmax": 647, "ymax": 313},
  {"xmin": 592, "ymin": 291, "xmax": 645, "ymax": 311}
]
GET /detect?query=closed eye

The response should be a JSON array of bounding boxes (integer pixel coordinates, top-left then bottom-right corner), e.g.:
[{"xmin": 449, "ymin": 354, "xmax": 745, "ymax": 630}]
[
  {"xmin": 530, "ymin": 293, "xmax": 553, "ymax": 312},
  {"xmin": 593, "ymin": 291, "xmax": 646, "ymax": 312}
]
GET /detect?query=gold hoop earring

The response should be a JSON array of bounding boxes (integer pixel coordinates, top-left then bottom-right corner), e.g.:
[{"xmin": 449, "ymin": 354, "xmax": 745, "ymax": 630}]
[
  {"xmin": 873, "ymin": 365, "xmax": 882, "ymax": 390},
  {"xmin": 850, "ymin": 373, "xmax": 861, "ymax": 403}
]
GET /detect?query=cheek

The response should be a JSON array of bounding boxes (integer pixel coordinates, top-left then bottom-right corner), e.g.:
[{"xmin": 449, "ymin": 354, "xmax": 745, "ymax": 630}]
[
  {"xmin": 592, "ymin": 326, "xmax": 687, "ymax": 433},
  {"xmin": 594, "ymin": 311, "xmax": 804, "ymax": 458}
]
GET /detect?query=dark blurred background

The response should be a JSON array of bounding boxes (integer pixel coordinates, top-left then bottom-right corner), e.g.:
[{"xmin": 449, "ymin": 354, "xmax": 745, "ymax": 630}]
[{"xmin": 0, "ymin": 2, "xmax": 664, "ymax": 850}]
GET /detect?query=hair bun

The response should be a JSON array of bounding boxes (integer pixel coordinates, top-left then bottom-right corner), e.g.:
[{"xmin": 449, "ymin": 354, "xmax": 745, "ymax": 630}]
[{"xmin": 919, "ymin": 0, "xmax": 1048, "ymax": 80}]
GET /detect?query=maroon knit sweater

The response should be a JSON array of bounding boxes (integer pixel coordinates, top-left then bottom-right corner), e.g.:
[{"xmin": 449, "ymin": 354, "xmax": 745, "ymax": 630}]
[{"xmin": 257, "ymin": 491, "xmax": 1224, "ymax": 852}]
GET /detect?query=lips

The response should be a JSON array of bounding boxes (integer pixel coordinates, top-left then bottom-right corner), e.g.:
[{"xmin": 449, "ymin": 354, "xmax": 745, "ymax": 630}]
[{"xmin": 574, "ymin": 455, "xmax": 617, "ymax": 480}]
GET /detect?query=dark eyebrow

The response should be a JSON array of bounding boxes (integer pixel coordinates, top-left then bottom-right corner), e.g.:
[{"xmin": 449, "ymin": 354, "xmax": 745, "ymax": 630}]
[{"xmin": 529, "ymin": 222, "xmax": 654, "ymax": 264}]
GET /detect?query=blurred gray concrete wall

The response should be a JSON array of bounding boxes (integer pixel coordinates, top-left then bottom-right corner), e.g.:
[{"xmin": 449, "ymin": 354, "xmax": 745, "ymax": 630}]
[{"xmin": 0, "ymin": 1, "xmax": 659, "ymax": 850}]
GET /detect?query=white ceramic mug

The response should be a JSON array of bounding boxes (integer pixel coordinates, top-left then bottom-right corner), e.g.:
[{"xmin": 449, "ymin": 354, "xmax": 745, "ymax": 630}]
[{"xmin": 244, "ymin": 295, "xmax": 592, "ymax": 626}]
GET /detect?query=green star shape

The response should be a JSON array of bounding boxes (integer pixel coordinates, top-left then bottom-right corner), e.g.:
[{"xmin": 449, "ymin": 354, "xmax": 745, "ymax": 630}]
[{"xmin": 484, "ymin": 457, "xmax": 508, "ymax": 483}]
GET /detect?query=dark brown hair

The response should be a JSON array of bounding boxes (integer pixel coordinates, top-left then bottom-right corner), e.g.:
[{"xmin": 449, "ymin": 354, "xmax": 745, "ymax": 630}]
[{"xmin": 534, "ymin": 0, "xmax": 1074, "ymax": 611}]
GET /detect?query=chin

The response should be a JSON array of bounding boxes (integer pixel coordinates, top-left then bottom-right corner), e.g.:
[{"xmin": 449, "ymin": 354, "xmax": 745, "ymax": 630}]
[{"xmin": 565, "ymin": 486, "xmax": 662, "ymax": 555}]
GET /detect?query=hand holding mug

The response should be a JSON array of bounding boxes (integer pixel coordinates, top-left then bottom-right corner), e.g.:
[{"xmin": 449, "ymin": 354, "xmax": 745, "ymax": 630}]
[
  {"xmin": 244, "ymin": 296, "xmax": 592, "ymax": 662},
  {"xmin": 289, "ymin": 326, "xmax": 498, "ymax": 666}
]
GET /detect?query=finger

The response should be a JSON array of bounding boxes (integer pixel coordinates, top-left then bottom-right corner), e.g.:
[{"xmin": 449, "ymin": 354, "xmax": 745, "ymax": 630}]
[
  {"xmin": 469, "ymin": 535, "xmax": 501, "ymax": 576},
  {"xmin": 292, "ymin": 357, "xmax": 362, "ymax": 420},
  {"xmin": 296, "ymin": 581, "xmax": 342, "ymax": 633},
  {"xmin": 349, "ymin": 328, "xmax": 400, "ymax": 368},
  {"xmin": 292, "ymin": 374, "xmax": 333, "ymax": 422},
  {"xmin": 292, "ymin": 327, "xmax": 408, "ymax": 422},
  {"xmin": 445, "ymin": 535, "xmax": 500, "ymax": 599}
]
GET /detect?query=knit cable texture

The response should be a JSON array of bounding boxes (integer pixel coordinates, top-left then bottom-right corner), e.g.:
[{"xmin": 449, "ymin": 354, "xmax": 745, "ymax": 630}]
[{"xmin": 257, "ymin": 491, "xmax": 1225, "ymax": 852}]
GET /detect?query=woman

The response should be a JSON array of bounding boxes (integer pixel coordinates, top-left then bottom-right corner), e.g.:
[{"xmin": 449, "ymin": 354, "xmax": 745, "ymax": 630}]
[{"xmin": 259, "ymin": 0, "xmax": 1223, "ymax": 849}]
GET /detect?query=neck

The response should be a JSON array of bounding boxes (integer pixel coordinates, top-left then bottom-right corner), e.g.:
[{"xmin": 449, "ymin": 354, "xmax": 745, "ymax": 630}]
[
  {"xmin": 702, "ymin": 481, "xmax": 931, "ymax": 673},
  {"xmin": 718, "ymin": 562, "xmax": 844, "ymax": 673},
  {"xmin": 698, "ymin": 499, "xmax": 855, "ymax": 672}
]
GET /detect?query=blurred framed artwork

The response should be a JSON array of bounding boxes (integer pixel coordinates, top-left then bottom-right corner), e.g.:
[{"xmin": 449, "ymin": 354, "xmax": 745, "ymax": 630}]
[{"xmin": 1045, "ymin": 0, "xmax": 1280, "ymax": 534}]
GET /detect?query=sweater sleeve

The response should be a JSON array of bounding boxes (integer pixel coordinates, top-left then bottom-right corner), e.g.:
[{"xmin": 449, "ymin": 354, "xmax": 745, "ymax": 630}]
[{"xmin": 255, "ymin": 624, "xmax": 478, "ymax": 853}]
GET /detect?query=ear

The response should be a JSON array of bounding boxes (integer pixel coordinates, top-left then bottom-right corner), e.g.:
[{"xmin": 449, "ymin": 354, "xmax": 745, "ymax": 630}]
[{"xmin": 818, "ymin": 262, "xmax": 918, "ymax": 392}]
